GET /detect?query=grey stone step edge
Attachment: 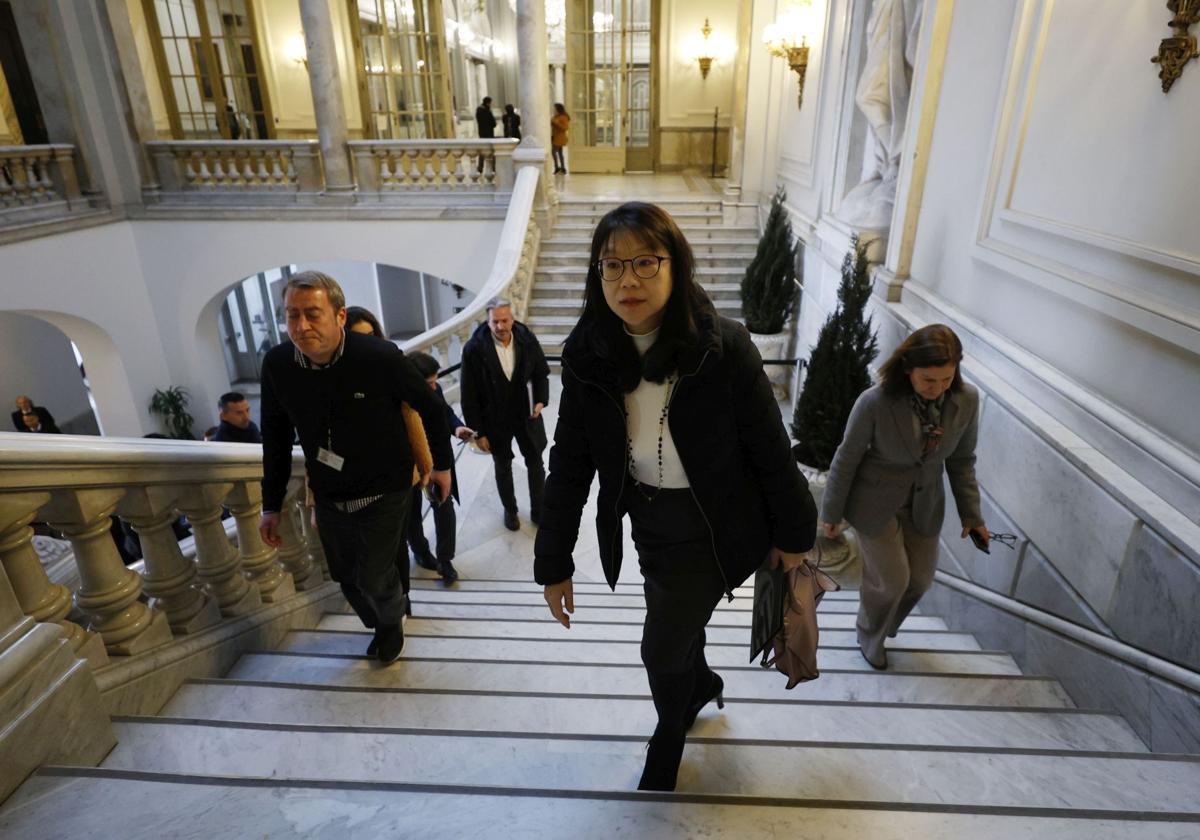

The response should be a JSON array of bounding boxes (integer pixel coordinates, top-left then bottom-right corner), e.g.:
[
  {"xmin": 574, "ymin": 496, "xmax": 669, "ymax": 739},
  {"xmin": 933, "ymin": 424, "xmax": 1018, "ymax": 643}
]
[{"xmin": 28, "ymin": 766, "xmax": 1200, "ymax": 824}]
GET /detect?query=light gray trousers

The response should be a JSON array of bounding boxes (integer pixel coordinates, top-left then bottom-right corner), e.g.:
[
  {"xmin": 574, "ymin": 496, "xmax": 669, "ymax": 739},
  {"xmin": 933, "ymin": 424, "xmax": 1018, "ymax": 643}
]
[{"xmin": 855, "ymin": 506, "xmax": 940, "ymax": 664}]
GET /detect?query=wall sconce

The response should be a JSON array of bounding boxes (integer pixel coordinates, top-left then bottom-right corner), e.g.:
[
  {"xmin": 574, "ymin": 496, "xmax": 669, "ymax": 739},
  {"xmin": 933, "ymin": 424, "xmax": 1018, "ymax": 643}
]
[
  {"xmin": 1151, "ymin": 0, "xmax": 1199, "ymax": 92},
  {"xmin": 764, "ymin": 2, "xmax": 817, "ymax": 108},
  {"xmin": 697, "ymin": 19, "xmax": 716, "ymax": 79},
  {"xmin": 285, "ymin": 33, "xmax": 307, "ymax": 68}
]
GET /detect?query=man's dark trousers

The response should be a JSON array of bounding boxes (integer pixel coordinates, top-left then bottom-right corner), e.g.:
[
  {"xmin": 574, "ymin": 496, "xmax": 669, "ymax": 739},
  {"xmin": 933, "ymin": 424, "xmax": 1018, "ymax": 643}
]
[
  {"xmin": 492, "ymin": 418, "xmax": 546, "ymax": 519},
  {"xmin": 314, "ymin": 490, "xmax": 412, "ymax": 628}
]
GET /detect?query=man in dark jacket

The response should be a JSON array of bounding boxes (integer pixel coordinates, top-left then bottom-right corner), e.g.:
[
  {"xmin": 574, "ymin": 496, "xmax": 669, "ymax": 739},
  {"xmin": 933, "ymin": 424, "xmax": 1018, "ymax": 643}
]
[
  {"xmin": 475, "ymin": 96, "xmax": 496, "ymax": 173},
  {"xmin": 461, "ymin": 298, "xmax": 550, "ymax": 531},
  {"xmin": 12, "ymin": 396, "xmax": 59, "ymax": 433},
  {"xmin": 212, "ymin": 391, "xmax": 262, "ymax": 443},
  {"xmin": 258, "ymin": 271, "xmax": 452, "ymax": 664}
]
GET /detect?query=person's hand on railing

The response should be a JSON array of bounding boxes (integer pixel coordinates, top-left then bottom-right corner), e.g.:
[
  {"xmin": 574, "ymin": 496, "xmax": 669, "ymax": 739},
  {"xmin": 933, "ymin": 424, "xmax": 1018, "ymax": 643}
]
[
  {"xmin": 260, "ymin": 511, "xmax": 283, "ymax": 547},
  {"xmin": 455, "ymin": 426, "xmax": 475, "ymax": 441},
  {"xmin": 544, "ymin": 578, "xmax": 575, "ymax": 628}
]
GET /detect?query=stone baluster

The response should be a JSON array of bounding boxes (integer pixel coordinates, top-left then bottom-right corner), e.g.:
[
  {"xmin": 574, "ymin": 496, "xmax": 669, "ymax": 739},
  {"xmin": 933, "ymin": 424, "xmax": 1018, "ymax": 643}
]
[
  {"xmin": 40, "ymin": 488, "xmax": 171, "ymax": 656},
  {"xmin": 350, "ymin": 144, "xmax": 381, "ymax": 194},
  {"xmin": 297, "ymin": 497, "xmax": 330, "ymax": 580},
  {"xmin": 275, "ymin": 478, "xmax": 318, "ymax": 591},
  {"xmin": 117, "ymin": 486, "xmax": 221, "ymax": 635},
  {"xmin": 293, "ymin": 143, "xmax": 323, "ymax": 194},
  {"xmin": 0, "ymin": 491, "xmax": 107, "ymax": 667},
  {"xmin": 226, "ymin": 481, "xmax": 295, "ymax": 603},
  {"xmin": 176, "ymin": 483, "xmax": 261, "ymax": 617}
]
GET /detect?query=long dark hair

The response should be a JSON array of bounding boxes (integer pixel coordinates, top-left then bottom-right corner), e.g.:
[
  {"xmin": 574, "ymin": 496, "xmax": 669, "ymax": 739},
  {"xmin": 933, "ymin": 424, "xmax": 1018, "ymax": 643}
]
[
  {"xmin": 345, "ymin": 306, "xmax": 385, "ymax": 339},
  {"xmin": 554, "ymin": 103, "xmax": 567, "ymax": 117},
  {"xmin": 577, "ymin": 202, "xmax": 710, "ymax": 389},
  {"xmin": 879, "ymin": 324, "xmax": 964, "ymax": 396}
]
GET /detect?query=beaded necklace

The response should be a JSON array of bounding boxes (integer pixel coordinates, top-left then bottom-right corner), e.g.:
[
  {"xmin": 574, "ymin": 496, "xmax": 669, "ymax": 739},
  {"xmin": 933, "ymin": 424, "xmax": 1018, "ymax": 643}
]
[{"xmin": 627, "ymin": 374, "xmax": 678, "ymax": 501}]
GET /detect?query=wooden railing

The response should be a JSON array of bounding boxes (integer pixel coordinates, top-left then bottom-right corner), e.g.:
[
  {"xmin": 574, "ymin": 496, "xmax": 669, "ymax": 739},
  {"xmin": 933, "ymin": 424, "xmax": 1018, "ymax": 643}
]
[
  {"xmin": 145, "ymin": 140, "xmax": 323, "ymax": 202},
  {"xmin": 0, "ymin": 144, "xmax": 86, "ymax": 224},
  {"xmin": 0, "ymin": 435, "xmax": 325, "ymax": 667}
]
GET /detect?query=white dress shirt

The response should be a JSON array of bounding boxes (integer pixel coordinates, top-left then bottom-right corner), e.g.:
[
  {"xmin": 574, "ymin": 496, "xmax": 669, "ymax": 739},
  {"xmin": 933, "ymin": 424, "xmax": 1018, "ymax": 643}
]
[{"xmin": 625, "ymin": 328, "xmax": 689, "ymax": 488}]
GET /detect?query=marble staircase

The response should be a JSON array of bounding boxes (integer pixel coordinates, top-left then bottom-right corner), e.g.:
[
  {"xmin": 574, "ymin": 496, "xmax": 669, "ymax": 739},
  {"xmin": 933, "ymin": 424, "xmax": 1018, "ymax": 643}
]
[
  {"xmin": 525, "ymin": 198, "xmax": 759, "ymax": 358},
  {"xmin": 3, "ymin": 575, "xmax": 1199, "ymax": 837}
]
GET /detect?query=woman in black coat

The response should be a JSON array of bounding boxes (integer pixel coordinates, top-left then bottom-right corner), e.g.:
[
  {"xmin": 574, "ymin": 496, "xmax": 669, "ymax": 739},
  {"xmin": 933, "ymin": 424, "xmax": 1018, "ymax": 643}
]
[{"xmin": 534, "ymin": 202, "xmax": 818, "ymax": 791}]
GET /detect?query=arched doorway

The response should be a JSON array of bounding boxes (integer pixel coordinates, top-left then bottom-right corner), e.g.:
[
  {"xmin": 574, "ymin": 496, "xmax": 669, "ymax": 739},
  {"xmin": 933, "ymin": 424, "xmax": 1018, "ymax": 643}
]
[{"xmin": 0, "ymin": 312, "xmax": 103, "ymax": 435}]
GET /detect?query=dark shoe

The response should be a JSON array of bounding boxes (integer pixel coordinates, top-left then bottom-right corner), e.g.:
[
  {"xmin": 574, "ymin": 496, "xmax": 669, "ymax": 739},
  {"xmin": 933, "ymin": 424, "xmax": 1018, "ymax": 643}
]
[
  {"xmin": 503, "ymin": 509, "xmax": 520, "ymax": 531},
  {"xmin": 415, "ymin": 552, "xmax": 439, "ymax": 571},
  {"xmin": 683, "ymin": 673, "xmax": 725, "ymax": 730},
  {"xmin": 404, "ymin": 593, "xmax": 413, "ymax": 618},
  {"xmin": 637, "ymin": 729, "xmax": 685, "ymax": 791},
  {"xmin": 860, "ymin": 644, "xmax": 887, "ymax": 671},
  {"xmin": 437, "ymin": 558, "xmax": 459, "ymax": 584},
  {"xmin": 376, "ymin": 624, "xmax": 404, "ymax": 663},
  {"xmin": 366, "ymin": 630, "xmax": 380, "ymax": 657}
]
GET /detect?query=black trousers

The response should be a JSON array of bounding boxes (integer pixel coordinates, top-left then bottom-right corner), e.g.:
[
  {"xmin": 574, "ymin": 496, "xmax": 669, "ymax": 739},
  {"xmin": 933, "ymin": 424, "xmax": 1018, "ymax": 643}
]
[
  {"xmin": 627, "ymin": 482, "xmax": 725, "ymax": 737},
  {"xmin": 407, "ymin": 486, "xmax": 456, "ymax": 562},
  {"xmin": 491, "ymin": 423, "xmax": 546, "ymax": 516},
  {"xmin": 315, "ymin": 489, "xmax": 412, "ymax": 629}
]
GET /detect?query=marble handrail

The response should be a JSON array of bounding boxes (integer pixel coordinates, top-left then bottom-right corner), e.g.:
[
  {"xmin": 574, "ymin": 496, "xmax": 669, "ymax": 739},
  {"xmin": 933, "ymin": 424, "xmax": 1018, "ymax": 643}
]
[
  {"xmin": 145, "ymin": 140, "xmax": 323, "ymax": 198},
  {"xmin": 348, "ymin": 138, "xmax": 520, "ymax": 195},
  {"xmin": 0, "ymin": 144, "xmax": 85, "ymax": 220},
  {"xmin": 0, "ymin": 433, "xmax": 315, "ymax": 661},
  {"xmin": 399, "ymin": 148, "xmax": 543, "ymax": 370}
]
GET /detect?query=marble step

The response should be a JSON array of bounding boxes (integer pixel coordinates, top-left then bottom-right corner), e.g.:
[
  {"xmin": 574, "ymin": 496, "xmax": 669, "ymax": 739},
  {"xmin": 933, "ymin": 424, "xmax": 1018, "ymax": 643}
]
[
  {"xmin": 409, "ymin": 578, "xmax": 763, "ymax": 597},
  {"xmin": 13, "ymin": 773, "xmax": 1193, "ymax": 840},
  {"xmin": 158, "ymin": 681, "xmax": 1143, "ymax": 751},
  {"xmin": 404, "ymin": 587, "xmax": 889, "ymax": 614},
  {"xmin": 278, "ymin": 631, "xmax": 1015, "ymax": 673},
  {"xmin": 552, "ymin": 223, "xmax": 759, "ymax": 239},
  {"xmin": 531, "ymin": 282, "xmax": 743, "ymax": 300},
  {"xmin": 541, "ymin": 240, "xmax": 757, "ymax": 257},
  {"xmin": 527, "ymin": 298, "xmax": 742, "ymax": 318},
  {"xmin": 223, "ymin": 652, "xmax": 1073, "ymax": 708},
  {"xmin": 558, "ymin": 199, "xmax": 723, "ymax": 212},
  {"xmin": 318, "ymin": 614, "xmax": 974, "ymax": 650},
  {"xmin": 327, "ymin": 604, "xmax": 949, "ymax": 631},
  {"xmin": 538, "ymin": 252, "xmax": 751, "ymax": 267},
  {"xmin": 100, "ymin": 719, "xmax": 1199, "ymax": 814}
]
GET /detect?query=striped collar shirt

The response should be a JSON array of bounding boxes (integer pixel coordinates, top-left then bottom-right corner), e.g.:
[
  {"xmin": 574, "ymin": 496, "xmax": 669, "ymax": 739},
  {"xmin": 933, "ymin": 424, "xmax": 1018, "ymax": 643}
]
[{"xmin": 293, "ymin": 330, "xmax": 346, "ymax": 370}]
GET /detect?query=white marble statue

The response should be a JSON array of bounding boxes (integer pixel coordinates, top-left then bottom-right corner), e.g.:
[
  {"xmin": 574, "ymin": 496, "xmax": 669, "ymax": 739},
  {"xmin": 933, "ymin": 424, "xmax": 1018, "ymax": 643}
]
[{"xmin": 839, "ymin": 0, "xmax": 924, "ymax": 231}]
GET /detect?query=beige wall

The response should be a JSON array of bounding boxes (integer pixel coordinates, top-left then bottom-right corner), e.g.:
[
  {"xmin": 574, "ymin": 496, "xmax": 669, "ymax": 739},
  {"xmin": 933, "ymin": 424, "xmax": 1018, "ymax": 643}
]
[{"xmin": 657, "ymin": 0, "xmax": 737, "ymax": 171}]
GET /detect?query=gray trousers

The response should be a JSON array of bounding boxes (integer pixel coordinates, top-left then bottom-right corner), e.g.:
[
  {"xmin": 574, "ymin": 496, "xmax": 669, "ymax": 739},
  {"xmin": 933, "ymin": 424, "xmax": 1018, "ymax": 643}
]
[{"xmin": 855, "ymin": 506, "xmax": 940, "ymax": 663}]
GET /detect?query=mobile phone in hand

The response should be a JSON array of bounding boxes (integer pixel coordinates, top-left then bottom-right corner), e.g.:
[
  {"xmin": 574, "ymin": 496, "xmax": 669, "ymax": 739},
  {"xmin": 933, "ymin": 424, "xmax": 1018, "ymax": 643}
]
[{"xmin": 968, "ymin": 529, "xmax": 990, "ymax": 554}]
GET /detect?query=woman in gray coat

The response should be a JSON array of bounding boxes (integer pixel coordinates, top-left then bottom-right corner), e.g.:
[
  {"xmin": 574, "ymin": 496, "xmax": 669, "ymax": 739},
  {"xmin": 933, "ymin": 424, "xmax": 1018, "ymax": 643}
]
[{"xmin": 820, "ymin": 324, "xmax": 988, "ymax": 669}]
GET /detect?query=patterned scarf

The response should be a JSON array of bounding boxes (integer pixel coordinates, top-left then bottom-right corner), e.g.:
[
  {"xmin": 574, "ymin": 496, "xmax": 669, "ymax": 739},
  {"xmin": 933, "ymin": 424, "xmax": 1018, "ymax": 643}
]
[{"xmin": 910, "ymin": 392, "xmax": 947, "ymax": 458}]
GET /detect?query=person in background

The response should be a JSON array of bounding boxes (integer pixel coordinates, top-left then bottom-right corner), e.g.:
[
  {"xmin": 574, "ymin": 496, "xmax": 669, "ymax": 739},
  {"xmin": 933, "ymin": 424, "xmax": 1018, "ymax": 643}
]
[
  {"xmin": 258, "ymin": 273, "xmax": 452, "ymax": 664},
  {"xmin": 819, "ymin": 324, "xmax": 987, "ymax": 671},
  {"xmin": 535, "ymin": 202, "xmax": 817, "ymax": 791},
  {"xmin": 502, "ymin": 103, "xmax": 522, "ymax": 141},
  {"xmin": 551, "ymin": 103, "xmax": 570, "ymax": 174},
  {"xmin": 343, "ymin": 305, "xmax": 439, "ymax": 604},
  {"xmin": 212, "ymin": 391, "xmax": 262, "ymax": 443},
  {"xmin": 406, "ymin": 351, "xmax": 474, "ymax": 584},
  {"xmin": 12, "ymin": 395, "xmax": 59, "ymax": 433},
  {"xmin": 461, "ymin": 298, "xmax": 550, "ymax": 532},
  {"xmin": 475, "ymin": 96, "xmax": 497, "ymax": 174}
]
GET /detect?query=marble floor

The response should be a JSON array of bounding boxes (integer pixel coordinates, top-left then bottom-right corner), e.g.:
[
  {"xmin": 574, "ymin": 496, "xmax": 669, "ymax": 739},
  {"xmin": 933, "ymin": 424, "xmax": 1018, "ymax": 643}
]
[{"xmin": 4, "ymin": 182, "xmax": 1199, "ymax": 838}]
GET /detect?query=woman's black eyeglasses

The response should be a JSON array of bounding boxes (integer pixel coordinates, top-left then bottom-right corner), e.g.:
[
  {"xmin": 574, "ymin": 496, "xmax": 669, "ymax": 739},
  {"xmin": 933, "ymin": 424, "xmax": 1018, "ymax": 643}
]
[
  {"xmin": 596, "ymin": 255, "xmax": 670, "ymax": 282},
  {"xmin": 989, "ymin": 532, "xmax": 1018, "ymax": 550}
]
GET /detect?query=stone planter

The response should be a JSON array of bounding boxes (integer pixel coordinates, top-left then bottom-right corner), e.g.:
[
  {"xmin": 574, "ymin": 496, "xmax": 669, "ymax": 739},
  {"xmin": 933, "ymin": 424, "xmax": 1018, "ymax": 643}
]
[
  {"xmin": 799, "ymin": 463, "xmax": 863, "ymax": 589},
  {"xmin": 748, "ymin": 330, "xmax": 791, "ymax": 401}
]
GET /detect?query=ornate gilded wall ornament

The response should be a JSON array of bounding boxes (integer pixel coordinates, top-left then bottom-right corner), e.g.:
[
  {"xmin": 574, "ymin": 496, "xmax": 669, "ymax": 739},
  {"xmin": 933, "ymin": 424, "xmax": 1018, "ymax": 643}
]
[{"xmin": 1151, "ymin": 0, "xmax": 1200, "ymax": 92}]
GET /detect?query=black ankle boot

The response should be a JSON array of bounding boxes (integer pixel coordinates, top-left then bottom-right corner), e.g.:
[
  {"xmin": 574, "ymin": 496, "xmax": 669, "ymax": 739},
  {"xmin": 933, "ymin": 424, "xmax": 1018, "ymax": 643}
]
[
  {"xmin": 637, "ymin": 729, "xmax": 686, "ymax": 792},
  {"xmin": 683, "ymin": 672, "xmax": 725, "ymax": 730}
]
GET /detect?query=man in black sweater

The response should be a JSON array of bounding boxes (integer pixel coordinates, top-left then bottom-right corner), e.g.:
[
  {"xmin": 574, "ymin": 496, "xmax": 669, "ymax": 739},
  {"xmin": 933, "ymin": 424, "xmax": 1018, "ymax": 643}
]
[
  {"xmin": 212, "ymin": 391, "xmax": 262, "ymax": 443},
  {"xmin": 258, "ymin": 271, "xmax": 452, "ymax": 663}
]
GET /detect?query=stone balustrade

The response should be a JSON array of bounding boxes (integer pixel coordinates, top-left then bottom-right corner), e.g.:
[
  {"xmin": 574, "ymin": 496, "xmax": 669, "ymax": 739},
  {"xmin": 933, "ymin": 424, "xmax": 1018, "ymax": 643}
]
[
  {"xmin": 0, "ymin": 433, "xmax": 315, "ymax": 657},
  {"xmin": 145, "ymin": 140, "xmax": 324, "ymax": 203},
  {"xmin": 349, "ymin": 139, "xmax": 519, "ymax": 199},
  {"xmin": 0, "ymin": 144, "xmax": 87, "ymax": 225}
]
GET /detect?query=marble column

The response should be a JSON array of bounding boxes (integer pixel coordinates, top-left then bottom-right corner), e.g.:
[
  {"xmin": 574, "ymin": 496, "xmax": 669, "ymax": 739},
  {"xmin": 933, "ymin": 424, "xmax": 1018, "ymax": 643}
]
[
  {"xmin": 724, "ymin": 0, "xmax": 755, "ymax": 199},
  {"xmin": 517, "ymin": 0, "xmax": 556, "ymax": 199},
  {"xmin": 0, "ymin": 554, "xmax": 114, "ymax": 802},
  {"xmin": 117, "ymin": 486, "xmax": 221, "ymax": 635},
  {"xmin": 176, "ymin": 484, "xmax": 262, "ymax": 617},
  {"xmin": 101, "ymin": 0, "xmax": 161, "ymax": 194},
  {"xmin": 298, "ymin": 0, "xmax": 356, "ymax": 195},
  {"xmin": 553, "ymin": 65, "xmax": 565, "ymax": 104},
  {"xmin": 226, "ymin": 481, "xmax": 295, "ymax": 603},
  {"xmin": 41, "ymin": 488, "xmax": 172, "ymax": 656},
  {"xmin": 0, "ymin": 491, "xmax": 107, "ymax": 667},
  {"xmin": 275, "ymin": 478, "xmax": 318, "ymax": 591}
]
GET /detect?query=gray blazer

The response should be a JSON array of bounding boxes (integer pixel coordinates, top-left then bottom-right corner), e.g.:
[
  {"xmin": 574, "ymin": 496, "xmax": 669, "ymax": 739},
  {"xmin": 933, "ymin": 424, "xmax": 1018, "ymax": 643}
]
[{"xmin": 820, "ymin": 383, "xmax": 983, "ymax": 538}]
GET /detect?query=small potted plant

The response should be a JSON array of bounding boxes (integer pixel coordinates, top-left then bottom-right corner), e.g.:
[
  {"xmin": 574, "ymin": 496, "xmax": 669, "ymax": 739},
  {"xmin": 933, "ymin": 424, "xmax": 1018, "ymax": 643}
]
[
  {"xmin": 740, "ymin": 186, "xmax": 800, "ymax": 399},
  {"xmin": 149, "ymin": 386, "xmax": 197, "ymax": 440}
]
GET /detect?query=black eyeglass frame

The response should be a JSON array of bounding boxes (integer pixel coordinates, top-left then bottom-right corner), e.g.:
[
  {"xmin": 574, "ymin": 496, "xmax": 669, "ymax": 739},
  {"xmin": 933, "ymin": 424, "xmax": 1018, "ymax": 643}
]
[
  {"xmin": 595, "ymin": 255, "xmax": 671, "ymax": 283},
  {"xmin": 988, "ymin": 532, "xmax": 1019, "ymax": 550}
]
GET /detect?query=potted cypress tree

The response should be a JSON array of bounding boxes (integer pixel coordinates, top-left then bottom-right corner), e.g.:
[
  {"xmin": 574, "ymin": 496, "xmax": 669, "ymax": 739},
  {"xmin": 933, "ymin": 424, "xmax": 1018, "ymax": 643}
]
[
  {"xmin": 740, "ymin": 186, "xmax": 800, "ymax": 399},
  {"xmin": 790, "ymin": 237, "xmax": 878, "ymax": 584},
  {"xmin": 791, "ymin": 236, "xmax": 878, "ymax": 471}
]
